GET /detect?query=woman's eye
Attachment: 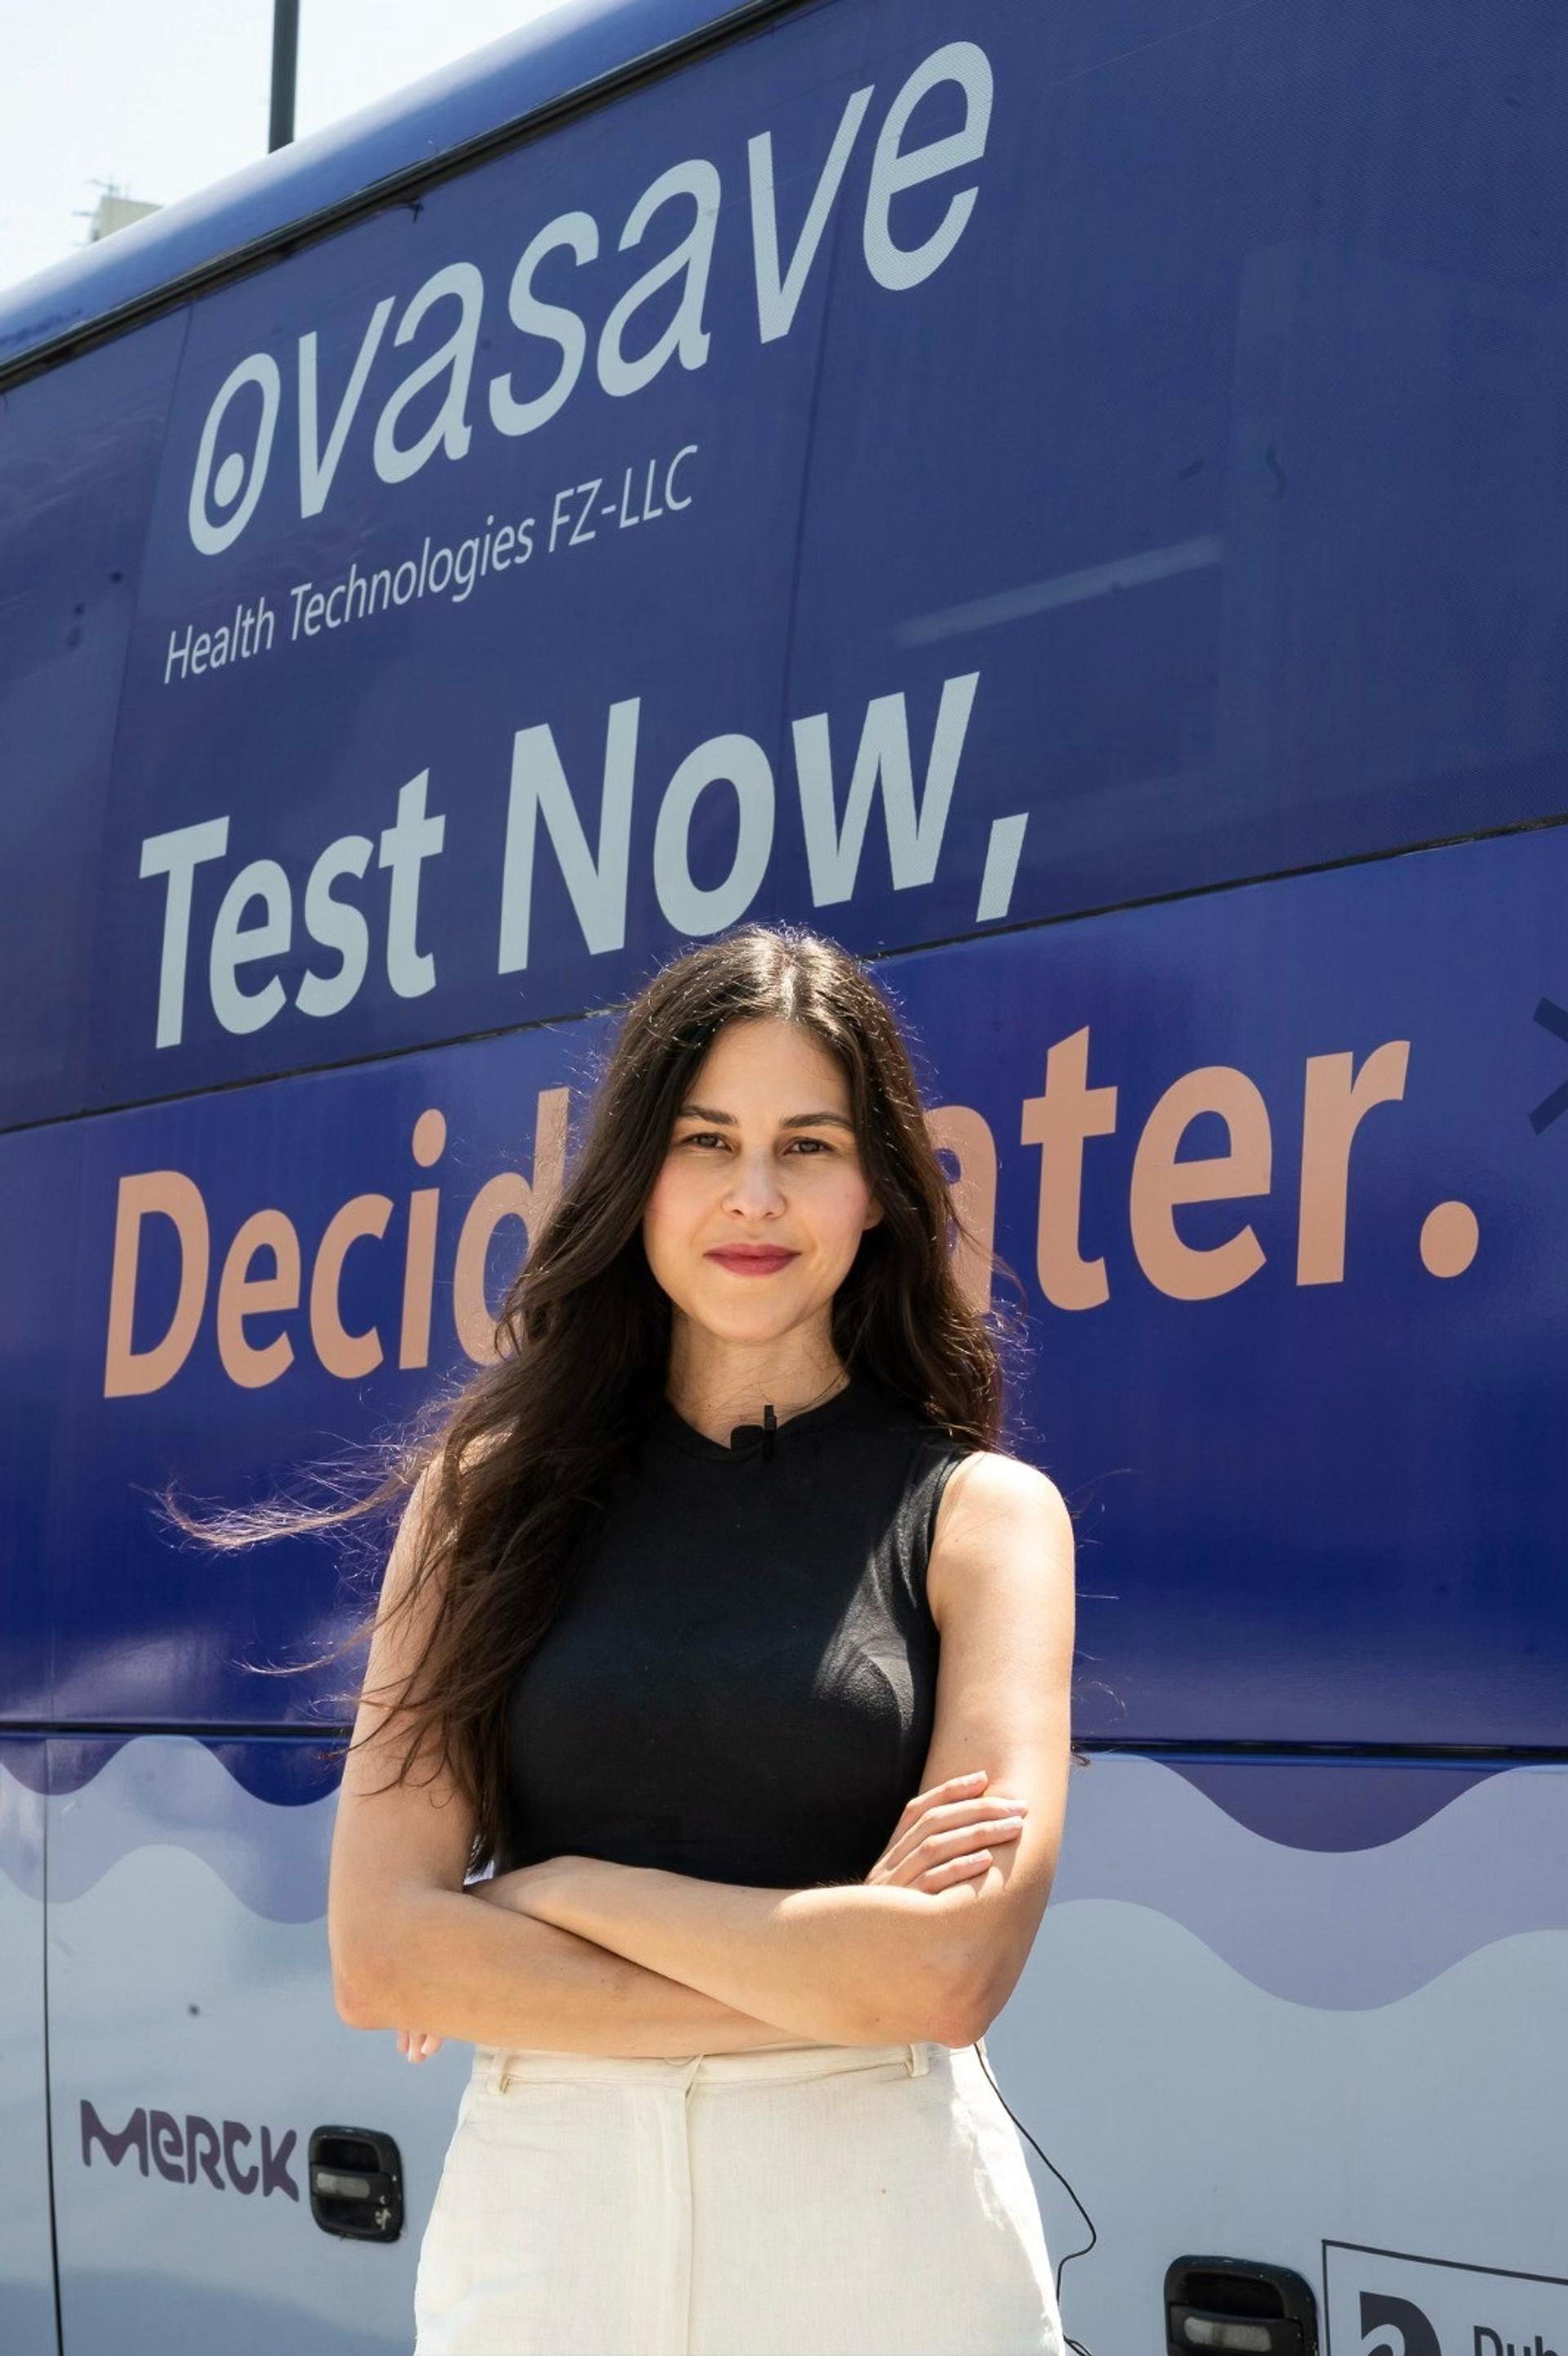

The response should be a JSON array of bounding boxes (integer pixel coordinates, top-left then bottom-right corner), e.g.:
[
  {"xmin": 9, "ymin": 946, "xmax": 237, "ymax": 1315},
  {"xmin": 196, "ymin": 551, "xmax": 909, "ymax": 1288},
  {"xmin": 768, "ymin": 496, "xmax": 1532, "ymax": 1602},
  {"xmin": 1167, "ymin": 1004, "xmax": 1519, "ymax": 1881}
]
[{"xmin": 676, "ymin": 1133, "xmax": 832, "ymax": 1154}]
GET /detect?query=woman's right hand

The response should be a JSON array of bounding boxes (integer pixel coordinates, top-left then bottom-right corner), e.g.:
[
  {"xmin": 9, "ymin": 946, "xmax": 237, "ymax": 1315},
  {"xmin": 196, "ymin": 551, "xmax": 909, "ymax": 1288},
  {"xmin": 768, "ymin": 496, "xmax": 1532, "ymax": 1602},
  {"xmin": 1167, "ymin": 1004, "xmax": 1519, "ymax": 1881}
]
[{"xmin": 864, "ymin": 1770, "xmax": 1028, "ymax": 1893}]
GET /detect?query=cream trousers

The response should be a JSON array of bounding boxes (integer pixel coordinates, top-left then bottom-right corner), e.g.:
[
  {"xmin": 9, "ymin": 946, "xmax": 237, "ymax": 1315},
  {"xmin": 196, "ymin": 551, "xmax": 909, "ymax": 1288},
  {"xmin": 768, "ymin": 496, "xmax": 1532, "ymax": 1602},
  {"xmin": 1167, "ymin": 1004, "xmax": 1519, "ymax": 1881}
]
[{"xmin": 412, "ymin": 2032, "xmax": 1067, "ymax": 2355}]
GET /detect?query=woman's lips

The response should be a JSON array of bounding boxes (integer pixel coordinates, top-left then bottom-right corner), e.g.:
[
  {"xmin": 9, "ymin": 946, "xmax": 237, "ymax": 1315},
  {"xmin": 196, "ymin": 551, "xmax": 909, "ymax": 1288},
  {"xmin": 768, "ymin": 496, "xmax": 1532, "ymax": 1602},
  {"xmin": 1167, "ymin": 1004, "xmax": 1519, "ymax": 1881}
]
[{"xmin": 705, "ymin": 1249, "xmax": 799, "ymax": 1275}]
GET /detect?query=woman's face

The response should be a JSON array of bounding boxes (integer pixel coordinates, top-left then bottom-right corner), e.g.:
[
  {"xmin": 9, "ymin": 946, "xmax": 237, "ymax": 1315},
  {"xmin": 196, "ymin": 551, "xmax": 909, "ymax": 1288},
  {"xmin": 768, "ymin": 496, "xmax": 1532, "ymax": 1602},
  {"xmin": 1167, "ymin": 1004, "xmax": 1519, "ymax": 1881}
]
[{"xmin": 641, "ymin": 1018, "xmax": 884, "ymax": 1351}]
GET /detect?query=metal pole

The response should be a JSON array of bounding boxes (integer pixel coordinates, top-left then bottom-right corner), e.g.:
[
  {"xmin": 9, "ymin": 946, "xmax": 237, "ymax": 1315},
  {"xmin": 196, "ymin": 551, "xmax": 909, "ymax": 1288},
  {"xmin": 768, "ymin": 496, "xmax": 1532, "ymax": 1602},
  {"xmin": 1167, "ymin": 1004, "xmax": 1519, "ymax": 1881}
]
[{"xmin": 269, "ymin": 0, "xmax": 300, "ymax": 152}]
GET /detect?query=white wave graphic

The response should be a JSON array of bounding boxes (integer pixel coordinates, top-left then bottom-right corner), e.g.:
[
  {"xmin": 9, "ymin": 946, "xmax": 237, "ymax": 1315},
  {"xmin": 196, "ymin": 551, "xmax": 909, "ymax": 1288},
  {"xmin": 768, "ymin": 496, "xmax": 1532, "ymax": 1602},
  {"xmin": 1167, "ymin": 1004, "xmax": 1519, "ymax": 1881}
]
[
  {"xmin": 4, "ymin": 1739, "xmax": 1566, "ymax": 2008},
  {"xmin": 1048, "ymin": 1753, "xmax": 1568, "ymax": 2005},
  {"xmin": 33, "ymin": 1735, "xmax": 336, "ymax": 1922}
]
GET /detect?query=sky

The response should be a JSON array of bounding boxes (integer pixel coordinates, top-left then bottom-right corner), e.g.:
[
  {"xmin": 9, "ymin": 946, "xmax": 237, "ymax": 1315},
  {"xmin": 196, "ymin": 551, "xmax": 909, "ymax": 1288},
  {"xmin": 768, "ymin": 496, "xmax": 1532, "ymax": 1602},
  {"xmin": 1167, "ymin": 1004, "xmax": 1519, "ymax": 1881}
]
[{"xmin": 0, "ymin": 0, "xmax": 577, "ymax": 297}]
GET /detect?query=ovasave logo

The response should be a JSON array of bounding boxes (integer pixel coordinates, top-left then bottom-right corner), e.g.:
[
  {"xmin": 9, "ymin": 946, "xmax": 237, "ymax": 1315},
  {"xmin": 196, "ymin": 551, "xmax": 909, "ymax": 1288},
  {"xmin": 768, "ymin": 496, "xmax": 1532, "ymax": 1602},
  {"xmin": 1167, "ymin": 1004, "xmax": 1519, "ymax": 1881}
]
[{"xmin": 185, "ymin": 38, "xmax": 993, "ymax": 558}]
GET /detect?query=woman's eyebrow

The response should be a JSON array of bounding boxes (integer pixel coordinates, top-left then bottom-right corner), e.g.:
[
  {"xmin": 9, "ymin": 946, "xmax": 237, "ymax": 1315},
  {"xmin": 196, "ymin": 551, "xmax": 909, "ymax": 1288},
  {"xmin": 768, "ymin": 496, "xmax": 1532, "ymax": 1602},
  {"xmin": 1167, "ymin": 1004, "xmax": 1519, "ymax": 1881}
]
[{"xmin": 675, "ymin": 1102, "xmax": 855, "ymax": 1132}]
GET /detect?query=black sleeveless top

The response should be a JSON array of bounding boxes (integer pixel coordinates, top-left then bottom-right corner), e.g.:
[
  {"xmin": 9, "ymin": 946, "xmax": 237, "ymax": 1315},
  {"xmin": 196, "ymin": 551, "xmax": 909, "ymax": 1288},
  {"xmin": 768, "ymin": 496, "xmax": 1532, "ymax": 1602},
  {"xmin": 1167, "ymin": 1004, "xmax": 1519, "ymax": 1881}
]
[{"xmin": 496, "ymin": 1374, "xmax": 975, "ymax": 1888}]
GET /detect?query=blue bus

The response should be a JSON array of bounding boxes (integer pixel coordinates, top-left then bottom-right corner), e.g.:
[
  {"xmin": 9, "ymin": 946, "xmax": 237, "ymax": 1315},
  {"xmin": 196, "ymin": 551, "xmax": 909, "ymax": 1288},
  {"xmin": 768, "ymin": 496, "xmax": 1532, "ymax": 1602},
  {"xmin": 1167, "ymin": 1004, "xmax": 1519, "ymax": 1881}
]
[{"xmin": 2, "ymin": 2, "xmax": 1565, "ymax": 2349}]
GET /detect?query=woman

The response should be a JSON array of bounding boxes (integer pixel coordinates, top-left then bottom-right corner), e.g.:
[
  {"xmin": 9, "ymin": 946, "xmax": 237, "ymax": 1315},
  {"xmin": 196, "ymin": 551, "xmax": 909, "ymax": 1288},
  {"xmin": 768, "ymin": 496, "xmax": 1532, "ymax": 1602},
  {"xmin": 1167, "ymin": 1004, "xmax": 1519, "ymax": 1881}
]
[{"xmin": 180, "ymin": 921, "xmax": 1078, "ymax": 2354}]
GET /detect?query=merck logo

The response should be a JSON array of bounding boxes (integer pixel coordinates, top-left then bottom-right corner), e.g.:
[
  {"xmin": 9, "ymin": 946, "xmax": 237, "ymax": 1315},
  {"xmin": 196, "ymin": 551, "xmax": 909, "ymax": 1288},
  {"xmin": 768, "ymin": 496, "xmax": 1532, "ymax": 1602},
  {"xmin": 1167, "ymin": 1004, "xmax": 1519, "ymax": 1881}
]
[
  {"xmin": 82, "ymin": 2098, "xmax": 300, "ymax": 2198},
  {"xmin": 186, "ymin": 38, "xmax": 992, "ymax": 556}
]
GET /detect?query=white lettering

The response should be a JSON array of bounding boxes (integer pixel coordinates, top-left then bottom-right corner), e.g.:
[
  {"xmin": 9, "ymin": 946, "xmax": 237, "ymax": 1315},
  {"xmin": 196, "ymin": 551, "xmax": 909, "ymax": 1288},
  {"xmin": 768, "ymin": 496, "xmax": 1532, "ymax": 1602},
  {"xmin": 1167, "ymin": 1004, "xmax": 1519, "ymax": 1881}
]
[
  {"xmin": 297, "ymin": 836, "xmax": 374, "ymax": 1019},
  {"xmin": 185, "ymin": 40, "xmax": 994, "ymax": 550},
  {"xmin": 139, "ymin": 817, "xmax": 231, "ymax": 1048},
  {"xmin": 654, "ymin": 733, "xmax": 774, "ymax": 935},
  {"xmin": 749, "ymin": 85, "xmax": 873, "ymax": 341},
  {"xmin": 376, "ymin": 771, "xmax": 446, "ymax": 997},
  {"xmin": 299, "ymin": 298, "xmax": 395, "ymax": 516},
  {"xmin": 792, "ymin": 670, "xmax": 980, "ymax": 904},
  {"xmin": 863, "ymin": 40, "xmax": 993, "ymax": 292},
  {"xmin": 211, "ymin": 859, "xmax": 292, "ymax": 1036},
  {"xmin": 596, "ymin": 160, "xmax": 719, "ymax": 399},
  {"xmin": 372, "ymin": 262, "xmax": 484, "ymax": 487},
  {"xmin": 488, "ymin": 211, "xmax": 599, "ymax": 437},
  {"xmin": 497, "ymin": 700, "xmax": 639, "ymax": 972},
  {"xmin": 139, "ymin": 774, "xmax": 452, "ymax": 1045},
  {"xmin": 189, "ymin": 354, "xmax": 279, "ymax": 556}
]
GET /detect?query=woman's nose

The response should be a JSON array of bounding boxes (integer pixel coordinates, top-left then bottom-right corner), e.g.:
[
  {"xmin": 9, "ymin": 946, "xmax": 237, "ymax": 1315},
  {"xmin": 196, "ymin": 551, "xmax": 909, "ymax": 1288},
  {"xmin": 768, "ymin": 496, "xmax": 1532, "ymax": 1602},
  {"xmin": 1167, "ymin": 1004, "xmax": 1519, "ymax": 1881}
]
[{"xmin": 721, "ymin": 1156, "xmax": 787, "ymax": 1212}]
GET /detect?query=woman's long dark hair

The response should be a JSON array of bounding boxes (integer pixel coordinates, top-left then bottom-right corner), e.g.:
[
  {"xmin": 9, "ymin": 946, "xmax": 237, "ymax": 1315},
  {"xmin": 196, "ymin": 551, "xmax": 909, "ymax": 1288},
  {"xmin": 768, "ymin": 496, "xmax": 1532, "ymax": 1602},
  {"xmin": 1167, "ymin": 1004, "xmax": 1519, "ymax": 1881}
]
[{"xmin": 155, "ymin": 921, "xmax": 1058, "ymax": 1877}]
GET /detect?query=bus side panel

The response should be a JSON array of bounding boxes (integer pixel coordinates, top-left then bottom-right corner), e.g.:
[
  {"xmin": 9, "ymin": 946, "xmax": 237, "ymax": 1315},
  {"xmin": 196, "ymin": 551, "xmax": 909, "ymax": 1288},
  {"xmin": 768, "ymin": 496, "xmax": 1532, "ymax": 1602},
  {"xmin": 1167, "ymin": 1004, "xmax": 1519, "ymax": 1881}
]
[
  {"xmin": 1, "ymin": 1129, "xmax": 79, "ymax": 2352},
  {"xmin": 82, "ymin": 0, "xmax": 853, "ymax": 1121},
  {"xmin": 991, "ymin": 1754, "xmax": 1568, "ymax": 2349},
  {"xmin": 44, "ymin": 1732, "xmax": 414, "ymax": 2356},
  {"xmin": 14, "ymin": 808, "xmax": 1565, "ymax": 2330},
  {"xmin": 26, "ymin": 826, "xmax": 1566, "ymax": 1748},
  {"xmin": 0, "ymin": 1738, "xmax": 53, "ymax": 2356},
  {"xmin": 5, "ymin": 0, "xmax": 1557, "ymax": 1120},
  {"xmin": 0, "ymin": 315, "xmax": 185, "ymax": 1129},
  {"xmin": 0, "ymin": 1118, "xmax": 78, "ymax": 1717},
  {"xmin": 31, "ymin": 1739, "xmax": 1568, "ymax": 2348}
]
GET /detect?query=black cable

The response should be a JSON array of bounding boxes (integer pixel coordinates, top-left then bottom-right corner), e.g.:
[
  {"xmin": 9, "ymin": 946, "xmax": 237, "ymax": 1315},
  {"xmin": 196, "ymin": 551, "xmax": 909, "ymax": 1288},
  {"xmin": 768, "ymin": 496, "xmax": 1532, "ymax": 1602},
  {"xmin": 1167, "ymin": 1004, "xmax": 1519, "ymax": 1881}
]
[{"xmin": 972, "ymin": 2042, "xmax": 1097, "ymax": 2356}]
